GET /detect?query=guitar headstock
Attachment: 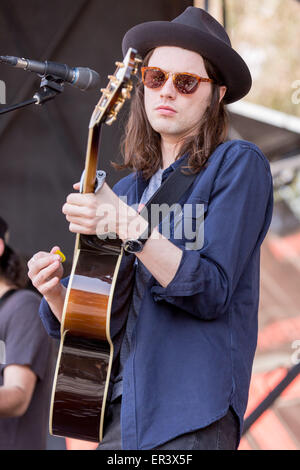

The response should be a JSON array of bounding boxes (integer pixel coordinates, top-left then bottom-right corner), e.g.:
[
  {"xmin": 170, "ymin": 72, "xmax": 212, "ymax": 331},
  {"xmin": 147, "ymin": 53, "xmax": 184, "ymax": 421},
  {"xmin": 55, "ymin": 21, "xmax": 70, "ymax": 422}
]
[{"xmin": 89, "ymin": 48, "xmax": 141, "ymax": 128}]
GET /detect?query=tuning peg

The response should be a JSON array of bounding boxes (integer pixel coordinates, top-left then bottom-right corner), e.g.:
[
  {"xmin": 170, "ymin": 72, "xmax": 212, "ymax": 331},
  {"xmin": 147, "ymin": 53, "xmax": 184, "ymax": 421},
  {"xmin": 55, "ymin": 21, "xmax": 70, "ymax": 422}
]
[
  {"xmin": 120, "ymin": 82, "xmax": 133, "ymax": 99},
  {"xmin": 115, "ymin": 61, "xmax": 124, "ymax": 68},
  {"xmin": 108, "ymin": 75, "xmax": 119, "ymax": 84},
  {"xmin": 106, "ymin": 112, "xmax": 117, "ymax": 125},
  {"xmin": 101, "ymin": 88, "xmax": 111, "ymax": 97},
  {"xmin": 132, "ymin": 57, "xmax": 142, "ymax": 74},
  {"xmin": 113, "ymin": 98, "xmax": 125, "ymax": 114},
  {"xmin": 96, "ymin": 104, "xmax": 105, "ymax": 112},
  {"xmin": 121, "ymin": 88, "xmax": 130, "ymax": 99}
]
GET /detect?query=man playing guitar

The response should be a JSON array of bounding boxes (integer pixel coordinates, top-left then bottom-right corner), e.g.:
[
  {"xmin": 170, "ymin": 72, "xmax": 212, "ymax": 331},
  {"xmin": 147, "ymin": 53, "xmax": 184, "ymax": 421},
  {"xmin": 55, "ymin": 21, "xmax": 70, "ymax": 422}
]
[{"xmin": 28, "ymin": 7, "xmax": 273, "ymax": 450}]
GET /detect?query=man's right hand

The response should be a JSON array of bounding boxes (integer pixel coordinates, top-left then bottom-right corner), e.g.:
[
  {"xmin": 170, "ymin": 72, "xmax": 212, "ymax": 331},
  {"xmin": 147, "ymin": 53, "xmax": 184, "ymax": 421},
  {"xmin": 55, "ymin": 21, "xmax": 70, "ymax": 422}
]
[{"xmin": 27, "ymin": 246, "xmax": 66, "ymax": 322}]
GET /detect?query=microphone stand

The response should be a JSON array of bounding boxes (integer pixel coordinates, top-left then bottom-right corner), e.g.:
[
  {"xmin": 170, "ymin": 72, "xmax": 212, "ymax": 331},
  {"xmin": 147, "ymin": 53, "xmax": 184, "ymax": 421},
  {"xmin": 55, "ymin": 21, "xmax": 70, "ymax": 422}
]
[{"xmin": 0, "ymin": 75, "xmax": 64, "ymax": 115}]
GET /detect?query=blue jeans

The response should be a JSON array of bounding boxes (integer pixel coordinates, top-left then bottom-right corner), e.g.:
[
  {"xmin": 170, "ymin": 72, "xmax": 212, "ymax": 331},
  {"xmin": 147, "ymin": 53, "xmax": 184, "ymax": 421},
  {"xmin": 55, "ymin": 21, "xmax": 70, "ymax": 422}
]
[
  {"xmin": 154, "ymin": 408, "xmax": 239, "ymax": 450},
  {"xmin": 97, "ymin": 397, "xmax": 239, "ymax": 450}
]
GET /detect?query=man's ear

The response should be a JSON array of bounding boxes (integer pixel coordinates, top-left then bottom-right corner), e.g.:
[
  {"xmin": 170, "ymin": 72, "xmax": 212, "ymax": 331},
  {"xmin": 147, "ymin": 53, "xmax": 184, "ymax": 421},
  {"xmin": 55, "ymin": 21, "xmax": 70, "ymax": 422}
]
[
  {"xmin": 0, "ymin": 239, "xmax": 5, "ymax": 257},
  {"xmin": 219, "ymin": 85, "xmax": 227, "ymax": 103}
]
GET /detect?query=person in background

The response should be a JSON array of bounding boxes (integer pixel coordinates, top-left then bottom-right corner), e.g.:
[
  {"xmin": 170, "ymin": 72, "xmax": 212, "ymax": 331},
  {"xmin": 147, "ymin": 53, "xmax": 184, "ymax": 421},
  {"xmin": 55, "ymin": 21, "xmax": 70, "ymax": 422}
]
[{"xmin": 0, "ymin": 216, "xmax": 53, "ymax": 450}]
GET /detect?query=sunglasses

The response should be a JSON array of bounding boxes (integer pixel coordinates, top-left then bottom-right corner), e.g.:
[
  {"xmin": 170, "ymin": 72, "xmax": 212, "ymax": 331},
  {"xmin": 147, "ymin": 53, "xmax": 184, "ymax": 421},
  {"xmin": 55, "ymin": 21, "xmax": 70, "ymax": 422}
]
[{"xmin": 141, "ymin": 66, "xmax": 214, "ymax": 95}]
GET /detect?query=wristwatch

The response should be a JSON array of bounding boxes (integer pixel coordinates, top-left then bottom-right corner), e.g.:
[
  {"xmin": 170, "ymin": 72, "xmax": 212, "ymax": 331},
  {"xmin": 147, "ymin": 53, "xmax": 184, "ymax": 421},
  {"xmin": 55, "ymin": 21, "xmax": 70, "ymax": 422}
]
[
  {"xmin": 122, "ymin": 238, "xmax": 145, "ymax": 254},
  {"xmin": 122, "ymin": 225, "xmax": 150, "ymax": 254}
]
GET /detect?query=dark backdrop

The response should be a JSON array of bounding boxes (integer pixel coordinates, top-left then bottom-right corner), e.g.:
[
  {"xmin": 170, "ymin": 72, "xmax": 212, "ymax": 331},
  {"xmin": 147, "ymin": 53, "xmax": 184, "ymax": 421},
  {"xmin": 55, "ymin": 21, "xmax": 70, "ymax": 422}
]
[{"xmin": 0, "ymin": 0, "xmax": 192, "ymax": 264}]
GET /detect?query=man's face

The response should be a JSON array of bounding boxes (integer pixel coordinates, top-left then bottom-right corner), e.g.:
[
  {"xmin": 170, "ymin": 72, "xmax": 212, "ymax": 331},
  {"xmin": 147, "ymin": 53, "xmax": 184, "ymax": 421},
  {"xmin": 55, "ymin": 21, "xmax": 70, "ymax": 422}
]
[{"xmin": 144, "ymin": 46, "xmax": 213, "ymax": 144}]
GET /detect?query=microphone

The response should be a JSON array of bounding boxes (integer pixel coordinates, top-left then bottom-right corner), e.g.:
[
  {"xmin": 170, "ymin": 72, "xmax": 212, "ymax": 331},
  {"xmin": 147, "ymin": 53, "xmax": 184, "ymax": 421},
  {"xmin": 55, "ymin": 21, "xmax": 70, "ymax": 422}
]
[{"xmin": 0, "ymin": 55, "xmax": 100, "ymax": 91}]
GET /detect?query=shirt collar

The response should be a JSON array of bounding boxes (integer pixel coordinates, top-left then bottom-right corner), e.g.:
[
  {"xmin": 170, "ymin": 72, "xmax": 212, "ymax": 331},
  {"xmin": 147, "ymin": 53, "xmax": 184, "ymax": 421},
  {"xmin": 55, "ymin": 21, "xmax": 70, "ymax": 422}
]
[
  {"xmin": 161, "ymin": 153, "xmax": 188, "ymax": 182},
  {"xmin": 135, "ymin": 153, "xmax": 188, "ymax": 202}
]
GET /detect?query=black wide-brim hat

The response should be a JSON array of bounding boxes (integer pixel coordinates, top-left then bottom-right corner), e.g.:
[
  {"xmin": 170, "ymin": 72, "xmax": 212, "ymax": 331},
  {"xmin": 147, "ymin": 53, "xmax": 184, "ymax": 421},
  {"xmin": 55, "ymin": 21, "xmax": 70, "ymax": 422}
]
[{"xmin": 122, "ymin": 6, "xmax": 252, "ymax": 104}]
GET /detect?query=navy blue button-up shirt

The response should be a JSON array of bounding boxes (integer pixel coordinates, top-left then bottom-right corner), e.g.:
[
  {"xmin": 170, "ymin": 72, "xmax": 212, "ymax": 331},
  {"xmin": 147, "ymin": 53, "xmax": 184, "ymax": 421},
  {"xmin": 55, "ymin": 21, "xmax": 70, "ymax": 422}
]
[{"xmin": 39, "ymin": 140, "xmax": 273, "ymax": 450}]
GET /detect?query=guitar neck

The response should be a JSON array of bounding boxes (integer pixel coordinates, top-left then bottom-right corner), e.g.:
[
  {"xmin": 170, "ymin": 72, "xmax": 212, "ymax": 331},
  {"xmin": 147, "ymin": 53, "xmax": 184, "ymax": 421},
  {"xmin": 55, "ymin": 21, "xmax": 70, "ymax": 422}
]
[{"xmin": 82, "ymin": 125, "xmax": 102, "ymax": 194}]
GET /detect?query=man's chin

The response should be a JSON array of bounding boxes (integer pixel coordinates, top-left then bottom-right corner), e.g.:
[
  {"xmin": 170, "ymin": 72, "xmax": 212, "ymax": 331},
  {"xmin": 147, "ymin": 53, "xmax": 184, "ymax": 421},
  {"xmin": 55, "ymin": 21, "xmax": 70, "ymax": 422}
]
[{"xmin": 150, "ymin": 120, "xmax": 182, "ymax": 137}]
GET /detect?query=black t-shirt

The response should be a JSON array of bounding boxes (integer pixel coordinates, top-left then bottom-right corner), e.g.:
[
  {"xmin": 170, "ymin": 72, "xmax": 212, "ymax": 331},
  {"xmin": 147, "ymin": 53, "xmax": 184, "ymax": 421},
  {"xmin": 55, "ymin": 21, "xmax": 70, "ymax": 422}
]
[{"xmin": 0, "ymin": 289, "xmax": 53, "ymax": 450}]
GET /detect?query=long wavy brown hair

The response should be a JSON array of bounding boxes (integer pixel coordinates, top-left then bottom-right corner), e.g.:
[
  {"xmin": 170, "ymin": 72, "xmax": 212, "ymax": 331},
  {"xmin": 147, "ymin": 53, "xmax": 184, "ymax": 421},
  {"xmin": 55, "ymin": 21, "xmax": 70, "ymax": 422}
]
[{"xmin": 113, "ymin": 49, "xmax": 228, "ymax": 180}]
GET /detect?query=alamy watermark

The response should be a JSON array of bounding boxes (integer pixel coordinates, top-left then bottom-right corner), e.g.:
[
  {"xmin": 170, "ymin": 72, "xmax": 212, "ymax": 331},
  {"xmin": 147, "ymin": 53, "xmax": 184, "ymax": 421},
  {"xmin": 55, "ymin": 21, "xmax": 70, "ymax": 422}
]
[
  {"xmin": 96, "ymin": 198, "xmax": 205, "ymax": 251},
  {"xmin": 0, "ymin": 80, "xmax": 6, "ymax": 104},
  {"xmin": 291, "ymin": 80, "xmax": 300, "ymax": 105},
  {"xmin": 291, "ymin": 339, "xmax": 300, "ymax": 365},
  {"xmin": 0, "ymin": 340, "xmax": 6, "ymax": 364}
]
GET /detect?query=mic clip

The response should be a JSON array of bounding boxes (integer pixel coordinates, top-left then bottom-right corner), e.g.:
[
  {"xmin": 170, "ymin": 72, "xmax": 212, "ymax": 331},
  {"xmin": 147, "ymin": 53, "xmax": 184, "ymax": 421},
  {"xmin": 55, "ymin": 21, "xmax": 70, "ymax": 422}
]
[{"xmin": 33, "ymin": 75, "xmax": 64, "ymax": 105}]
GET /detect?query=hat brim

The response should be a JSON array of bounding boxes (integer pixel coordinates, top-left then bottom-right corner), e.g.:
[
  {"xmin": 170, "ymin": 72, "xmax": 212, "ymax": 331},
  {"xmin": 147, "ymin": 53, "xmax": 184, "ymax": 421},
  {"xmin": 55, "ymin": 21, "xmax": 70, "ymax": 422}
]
[{"xmin": 122, "ymin": 21, "xmax": 252, "ymax": 104}]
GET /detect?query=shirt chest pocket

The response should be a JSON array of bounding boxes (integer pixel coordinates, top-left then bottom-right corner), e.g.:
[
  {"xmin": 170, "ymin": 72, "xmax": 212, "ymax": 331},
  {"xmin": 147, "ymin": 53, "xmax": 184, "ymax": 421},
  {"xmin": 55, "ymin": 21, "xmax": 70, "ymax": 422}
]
[{"xmin": 159, "ymin": 199, "xmax": 208, "ymax": 251}]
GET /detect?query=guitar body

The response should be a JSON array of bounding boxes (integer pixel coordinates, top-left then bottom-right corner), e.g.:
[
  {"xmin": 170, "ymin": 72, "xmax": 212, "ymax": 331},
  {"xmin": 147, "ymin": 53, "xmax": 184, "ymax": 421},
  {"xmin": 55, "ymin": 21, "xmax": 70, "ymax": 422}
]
[
  {"xmin": 49, "ymin": 48, "xmax": 140, "ymax": 442},
  {"xmin": 50, "ymin": 236, "xmax": 123, "ymax": 442}
]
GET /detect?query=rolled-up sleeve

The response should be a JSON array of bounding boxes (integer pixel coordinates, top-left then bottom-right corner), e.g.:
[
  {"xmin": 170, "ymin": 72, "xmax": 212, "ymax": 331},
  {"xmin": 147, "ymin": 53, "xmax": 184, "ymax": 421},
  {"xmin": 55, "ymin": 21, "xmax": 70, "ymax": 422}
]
[
  {"xmin": 38, "ymin": 277, "xmax": 70, "ymax": 339},
  {"xmin": 150, "ymin": 144, "xmax": 273, "ymax": 320}
]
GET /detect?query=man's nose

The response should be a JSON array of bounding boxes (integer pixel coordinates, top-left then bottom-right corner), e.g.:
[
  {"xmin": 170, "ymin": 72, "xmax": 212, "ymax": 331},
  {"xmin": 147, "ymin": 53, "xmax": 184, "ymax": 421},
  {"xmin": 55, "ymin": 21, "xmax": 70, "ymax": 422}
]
[{"xmin": 160, "ymin": 74, "xmax": 176, "ymax": 99}]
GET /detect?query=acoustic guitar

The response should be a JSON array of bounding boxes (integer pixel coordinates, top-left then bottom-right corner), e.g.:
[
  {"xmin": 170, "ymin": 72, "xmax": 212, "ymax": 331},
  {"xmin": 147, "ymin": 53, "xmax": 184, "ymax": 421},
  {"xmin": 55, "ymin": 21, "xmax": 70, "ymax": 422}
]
[{"xmin": 49, "ymin": 48, "xmax": 140, "ymax": 442}]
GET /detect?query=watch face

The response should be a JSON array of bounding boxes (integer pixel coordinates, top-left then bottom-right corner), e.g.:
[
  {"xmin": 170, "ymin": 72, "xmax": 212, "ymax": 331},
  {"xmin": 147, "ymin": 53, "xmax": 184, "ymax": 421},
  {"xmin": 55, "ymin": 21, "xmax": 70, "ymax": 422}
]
[{"xmin": 123, "ymin": 239, "xmax": 144, "ymax": 253}]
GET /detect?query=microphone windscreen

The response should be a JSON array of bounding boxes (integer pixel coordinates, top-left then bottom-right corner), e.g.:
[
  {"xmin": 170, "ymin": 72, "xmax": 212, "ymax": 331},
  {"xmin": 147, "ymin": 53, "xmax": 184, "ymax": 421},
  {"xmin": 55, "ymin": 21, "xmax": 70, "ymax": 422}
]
[{"xmin": 72, "ymin": 67, "xmax": 100, "ymax": 91}]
